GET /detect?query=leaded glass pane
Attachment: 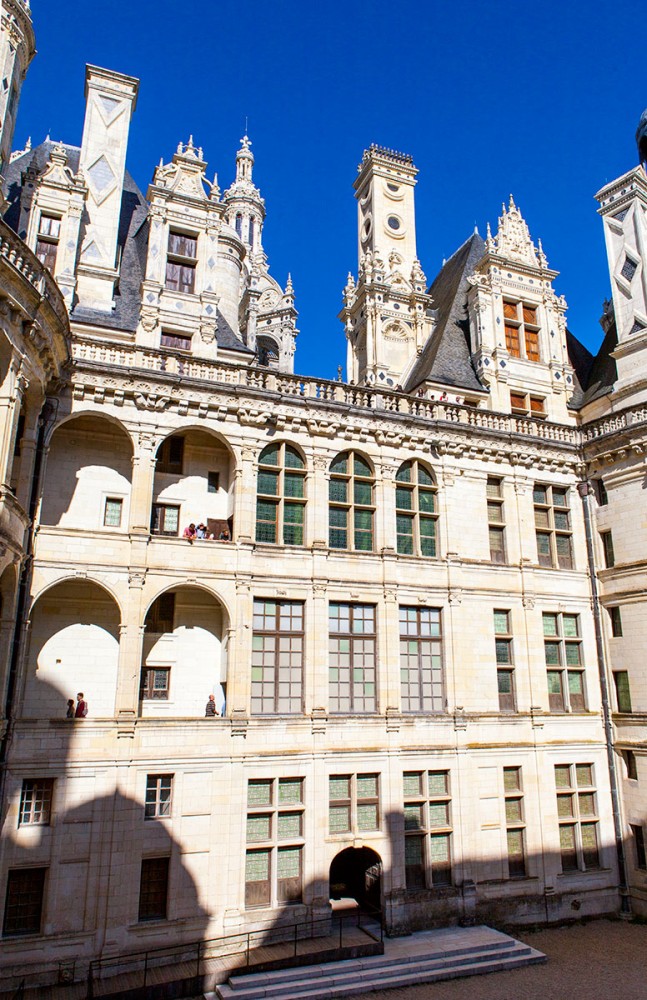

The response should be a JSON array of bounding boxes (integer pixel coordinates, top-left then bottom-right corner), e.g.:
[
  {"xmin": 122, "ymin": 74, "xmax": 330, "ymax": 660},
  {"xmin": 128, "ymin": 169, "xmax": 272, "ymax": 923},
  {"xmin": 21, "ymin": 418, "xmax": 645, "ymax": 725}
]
[
  {"xmin": 404, "ymin": 804, "xmax": 423, "ymax": 830},
  {"xmin": 329, "ymin": 805, "xmax": 350, "ymax": 833},
  {"xmin": 354, "ymin": 481, "xmax": 372, "ymax": 506},
  {"xmin": 428, "ymin": 772, "xmax": 448, "ymax": 796},
  {"xmin": 330, "ymin": 453, "xmax": 348, "ymax": 475},
  {"xmin": 247, "ymin": 814, "xmax": 271, "ymax": 842},
  {"xmin": 418, "ymin": 465, "xmax": 433, "ymax": 487},
  {"xmin": 555, "ymin": 765, "xmax": 572, "ymax": 788},
  {"xmin": 505, "ymin": 799, "xmax": 522, "ymax": 823},
  {"xmin": 563, "ymin": 615, "xmax": 579, "ymax": 638},
  {"xmin": 354, "ymin": 455, "xmax": 372, "ymax": 478},
  {"xmin": 576, "ymin": 764, "xmax": 593, "ymax": 787},
  {"xmin": 279, "ymin": 779, "xmax": 303, "ymax": 805},
  {"xmin": 403, "ymin": 772, "xmax": 422, "ymax": 798},
  {"xmin": 277, "ymin": 846, "xmax": 301, "ymax": 879},
  {"xmin": 543, "ymin": 614, "xmax": 558, "ymax": 637},
  {"xmin": 248, "ymin": 780, "xmax": 273, "ymax": 806},
  {"xmin": 284, "ymin": 446, "xmax": 305, "ymax": 469},
  {"xmin": 396, "ymin": 462, "xmax": 412, "ymax": 483},
  {"xmin": 493, "ymin": 611, "xmax": 509, "ymax": 634},
  {"xmin": 428, "ymin": 802, "xmax": 449, "ymax": 828},
  {"xmin": 357, "ymin": 803, "xmax": 378, "ymax": 830},
  {"xmin": 565, "ymin": 643, "xmax": 581, "ymax": 666},
  {"xmin": 329, "ymin": 776, "xmax": 350, "ymax": 800},
  {"xmin": 277, "ymin": 812, "xmax": 302, "ymax": 839},
  {"xmin": 245, "ymin": 850, "xmax": 269, "ymax": 881},
  {"xmin": 557, "ymin": 794, "xmax": 574, "ymax": 818},
  {"xmin": 496, "ymin": 639, "xmax": 511, "ymax": 664},
  {"xmin": 259, "ymin": 444, "xmax": 279, "ymax": 466},
  {"xmin": 504, "ymin": 767, "xmax": 521, "ymax": 792},
  {"xmin": 329, "ymin": 479, "xmax": 348, "ymax": 503},
  {"xmin": 284, "ymin": 474, "xmax": 304, "ymax": 499},
  {"xmin": 419, "ymin": 490, "xmax": 436, "ymax": 513},
  {"xmin": 396, "ymin": 487, "xmax": 412, "ymax": 511},
  {"xmin": 257, "ymin": 470, "xmax": 279, "ymax": 495},
  {"xmin": 357, "ymin": 774, "xmax": 378, "ymax": 798}
]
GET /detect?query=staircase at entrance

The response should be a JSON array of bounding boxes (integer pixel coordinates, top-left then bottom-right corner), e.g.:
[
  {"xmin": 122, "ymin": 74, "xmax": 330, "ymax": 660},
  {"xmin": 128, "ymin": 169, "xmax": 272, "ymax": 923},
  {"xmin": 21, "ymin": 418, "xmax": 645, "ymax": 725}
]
[{"xmin": 209, "ymin": 924, "xmax": 546, "ymax": 1000}]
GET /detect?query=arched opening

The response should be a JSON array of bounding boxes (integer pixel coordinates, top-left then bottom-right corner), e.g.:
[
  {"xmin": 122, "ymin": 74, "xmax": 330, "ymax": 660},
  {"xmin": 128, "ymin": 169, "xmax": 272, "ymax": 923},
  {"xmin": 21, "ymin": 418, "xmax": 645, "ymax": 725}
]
[
  {"xmin": 40, "ymin": 414, "xmax": 133, "ymax": 530},
  {"xmin": 329, "ymin": 846, "xmax": 382, "ymax": 912},
  {"xmin": 151, "ymin": 429, "xmax": 234, "ymax": 541},
  {"xmin": 256, "ymin": 336, "xmax": 279, "ymax": 370},
  {"xmin": 22, "ymin": 579, "xmax": 121, "ymax": 718},
  {"xmin": 140, "ymin": 585, "xmax": 228, "ymax": 718}
]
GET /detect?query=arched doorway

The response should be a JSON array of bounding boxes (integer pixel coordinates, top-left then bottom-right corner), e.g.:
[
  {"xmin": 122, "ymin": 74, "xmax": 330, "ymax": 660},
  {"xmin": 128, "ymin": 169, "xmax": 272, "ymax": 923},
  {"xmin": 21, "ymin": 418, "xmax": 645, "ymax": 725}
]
[{"xmin": 329, "ymin": 847, "xmax": 382, "ymax": 911}]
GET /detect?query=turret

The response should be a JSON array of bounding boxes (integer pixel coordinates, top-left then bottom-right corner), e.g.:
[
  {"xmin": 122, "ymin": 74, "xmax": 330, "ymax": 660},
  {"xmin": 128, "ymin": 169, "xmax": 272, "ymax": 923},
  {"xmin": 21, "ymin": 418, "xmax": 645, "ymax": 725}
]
[
  {"xmin": 0, "ymin": 0, "xmax": 35, "ymax": 188},
  {"xmin": 222, "ymin": 135, "xmax": 266, "ymax": 258},
  {"xmin": 341, "ymin": 145, "xmax": 434, "ymax": 387}
]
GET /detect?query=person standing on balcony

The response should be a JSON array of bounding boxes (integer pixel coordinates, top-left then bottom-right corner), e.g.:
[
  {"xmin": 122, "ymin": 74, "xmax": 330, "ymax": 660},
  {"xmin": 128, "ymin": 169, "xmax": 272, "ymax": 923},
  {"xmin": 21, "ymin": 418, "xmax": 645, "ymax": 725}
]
[
  {"xmin": 75, "ymin": 693, "xmax": 88, "ymax": 718},
  {"xmin": 205, "ymin": 694, "xmax": 218, "ymax": 717}
]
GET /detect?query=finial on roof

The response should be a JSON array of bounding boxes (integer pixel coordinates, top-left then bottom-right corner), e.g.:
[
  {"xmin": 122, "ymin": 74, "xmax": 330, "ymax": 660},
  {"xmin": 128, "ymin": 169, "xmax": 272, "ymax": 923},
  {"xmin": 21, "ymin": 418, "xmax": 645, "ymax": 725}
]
[
  {"xmin": 485, "ymin": 221, "xmax": 495, "ymax": 252},
  {"xmin": 509, "ymin": 193, "xmax": 516, "ymax": 210},
  {"xmin": 537, "ymin": 237, "xmax": 548, "ymax": 268},
  {"xmin": 473, "ymin": 223, "xmax": 479, "ymax": 235},
  {"xmin": 285, "ymin": 273, "xmax": 294, "ymax": 293}
]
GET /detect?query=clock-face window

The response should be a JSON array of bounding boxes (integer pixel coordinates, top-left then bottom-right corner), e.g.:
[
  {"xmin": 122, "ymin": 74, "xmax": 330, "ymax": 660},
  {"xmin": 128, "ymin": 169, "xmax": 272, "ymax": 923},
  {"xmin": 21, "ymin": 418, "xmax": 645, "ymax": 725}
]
[{"xmin": 387, "ymin": 216, "xmax": 401, "ymax": 231}]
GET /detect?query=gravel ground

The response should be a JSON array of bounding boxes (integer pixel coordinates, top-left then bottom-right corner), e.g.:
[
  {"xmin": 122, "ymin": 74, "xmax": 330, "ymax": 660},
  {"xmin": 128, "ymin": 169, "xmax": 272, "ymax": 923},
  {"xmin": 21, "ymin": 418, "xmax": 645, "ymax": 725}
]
[{"xmin": 352, "ymin": 919, "xmax": 647, "ymax": 1000}]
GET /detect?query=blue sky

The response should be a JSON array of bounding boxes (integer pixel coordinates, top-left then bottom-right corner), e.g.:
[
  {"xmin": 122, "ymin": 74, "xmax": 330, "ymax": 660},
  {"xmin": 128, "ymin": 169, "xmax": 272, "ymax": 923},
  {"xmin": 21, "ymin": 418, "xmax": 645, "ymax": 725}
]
[{"xmin": 16, "ymin": 1, "xmax": 645, "ymax": 379}]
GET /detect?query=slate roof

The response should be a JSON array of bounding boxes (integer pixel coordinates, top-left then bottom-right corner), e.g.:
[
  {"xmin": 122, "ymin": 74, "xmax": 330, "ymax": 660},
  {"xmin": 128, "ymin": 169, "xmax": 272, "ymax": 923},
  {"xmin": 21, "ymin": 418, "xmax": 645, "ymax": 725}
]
[
  {"xmin": 404, "ymin": 232, "xmax": 487, "ymax": 394},
  {"xmin": 3, "ymin": 140, "xmax": 252, "ymax": 352},
  {"xmin": 574, "ymin": 317, "xmax": 618, "ymax": 407}
]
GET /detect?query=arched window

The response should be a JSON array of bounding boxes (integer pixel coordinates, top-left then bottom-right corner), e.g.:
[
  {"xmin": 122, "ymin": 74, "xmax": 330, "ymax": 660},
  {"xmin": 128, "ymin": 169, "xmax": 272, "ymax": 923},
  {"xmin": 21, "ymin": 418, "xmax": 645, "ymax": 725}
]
[
  {"xmin": 329, "ymin": 451, "xmax": 374, "ymax": 551},
  {"xmin": 256, "ymin": 443, "xmax": 306, "ymax": 545},
  {"xmin": 257, "ymin": 336, "xmax": 279, "ymax": 369},
  {"xmin": 248, "ymin": 217, "xmax": 255, "ymax": 248},
  {"xmin": 235, "ymin": 214, "xmax": 242, "ymax": 238},
  {"xmin": 395, "ymin": 460, "xmax": 438, "ymax": 556}
]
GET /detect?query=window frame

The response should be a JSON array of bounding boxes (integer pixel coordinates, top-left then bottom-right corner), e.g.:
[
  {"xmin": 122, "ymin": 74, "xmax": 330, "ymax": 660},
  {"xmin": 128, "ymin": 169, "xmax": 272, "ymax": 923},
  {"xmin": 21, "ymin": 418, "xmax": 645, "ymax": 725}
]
[
  {"xmin": 251, "ymin": 599, "xmax": 304, "ymax": 715},
  {"xmin": 510, "ymin": 392, "xmax": 546, "ymax": 418},
  {"xmin": 504, "ymin": 767, "xmax": 526, "ymax": 877},
  {"xmin": 403, "ymin": 770, "xmax": 452, "ymax": 890},
  {"xmin": 35, "ymin": 213, "xmax": 61, "ymax": 274},
  {"xmin": 156, "ymin": 436, "xmax": 184, "ymax": 475},
  {"xmin": 150, "ymin": 503, "xmax": 180, "ymax": 537},
  {"xmin": 395, "ymin": 459, "xmax": 438, "ymax": 558},
  {"xmin": 328, "ymin": 451, "xmax": 375, "ymax": 552},
  {"xmin": 613, "ymin": 671, "xmax": 632, "ymax": 713},
  {"xmin": 329, "ymin": 773, "xmax": 380, "ymax": 836},
  {"xmin": 554, "ymin": 763, "xmax": 600, "ymax": 873},
  {"xmin": 18, "ymin": 779, "xmax": 54, "ymax": 827},
  {"xmin": 543, "ymin": 611, "xmax": 586, "ymax": 713},
  {"xmin": 138, "ymin": 857, "xmax": 170, "ymax": 922},
  {"xmin": 245, "ymin": 777, "xmax": 305, "ymax": 908},
  {"xmin": 103, "ymin": 497, "xmax": 123, "ymax": 528},
  {"xmin": 494, "ymin": 610, "xmax": 516, "ymax": 712},
  {"xmin": 399, "ymin": 606, "xmax": 444, "ymax": 713},
  {"xmin": 503, "ymin": 299, "xmax": 541, "ymax": 362},
  {"xmin": 140, "ymin": 667, "xmax": 171, "ymax": 701},
  {"xmin": 160, "ymin": 330, "xmax": 192, "ymax": 352},
  {"xmin": 329, "ymin": 602, "xmax": 378, "ymax": 713},
  {"xmin": 145, "ymin": 774, "xmax": 173, "ymax": 820},
  {"xmin": 534, "ymin": 484, "xmax": 573, "ymax": 569},
  {"xmin": 255, "ymin": 442, "xmax": 306, "ymax": 546},
  {"xmin": 631, "ymin": 824, "xmax": 647, "ymax": 871},
  {"xmin": 487, "ymin": 477, "xmax": 507, "ymax": 564},
  {"xmin": 165, "ymin": 230, "xmax": 197, "ymax": 294},
  {"xmin": 3, "ymin": 867, "xmax": 47, "ymax": 937},
  {"xmin": 609, "ymin": 606, "xmax": 623, "ymax": 638},
  {"xmin": 600, "ymin": 530, "xmax": 615, "ymax": 568}
]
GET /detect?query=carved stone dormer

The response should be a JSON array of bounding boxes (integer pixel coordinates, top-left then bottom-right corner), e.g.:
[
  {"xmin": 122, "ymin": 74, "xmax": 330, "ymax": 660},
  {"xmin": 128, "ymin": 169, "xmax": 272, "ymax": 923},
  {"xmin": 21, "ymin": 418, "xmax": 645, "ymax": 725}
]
[
  {"xmin": 25, "ymin": 142, "xmax": 87, "ymax": 310},
  {"xmin": 140, "ymin": 137, "xmax": 240, "ymax": 358},
  {"xmin": 467, "ymin": 196, "xmax": 575, "ymax": 423}
]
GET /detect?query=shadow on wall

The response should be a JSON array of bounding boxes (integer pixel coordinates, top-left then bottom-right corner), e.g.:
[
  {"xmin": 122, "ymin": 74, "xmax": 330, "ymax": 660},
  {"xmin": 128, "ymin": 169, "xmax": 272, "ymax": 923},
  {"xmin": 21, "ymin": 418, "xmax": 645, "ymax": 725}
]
[
  {"xmin": 20, "ymin": 579, "xmax": 121, "ymax": 719},
  {"xmin": 39, "ymin": 414, "xmax": 133, "ymax": 529},
  {"xmin": 0, "ymin": 669, "xmax": 210, "ymax": 988}
]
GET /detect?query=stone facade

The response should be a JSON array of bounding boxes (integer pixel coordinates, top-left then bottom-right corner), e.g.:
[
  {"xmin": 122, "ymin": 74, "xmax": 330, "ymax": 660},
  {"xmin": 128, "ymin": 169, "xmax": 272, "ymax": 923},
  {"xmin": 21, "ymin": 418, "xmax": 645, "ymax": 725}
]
[{"xmin": 0, "ymin": 2, "xmax": 646, "ymax": 986}]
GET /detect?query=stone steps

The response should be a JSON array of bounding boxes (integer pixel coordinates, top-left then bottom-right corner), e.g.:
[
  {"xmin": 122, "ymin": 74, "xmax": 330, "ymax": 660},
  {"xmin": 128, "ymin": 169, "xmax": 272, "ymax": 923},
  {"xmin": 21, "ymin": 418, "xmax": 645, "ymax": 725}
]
[{"xmin": 207, "ymin": 925, "xmax": 546, "ymax": 1000}]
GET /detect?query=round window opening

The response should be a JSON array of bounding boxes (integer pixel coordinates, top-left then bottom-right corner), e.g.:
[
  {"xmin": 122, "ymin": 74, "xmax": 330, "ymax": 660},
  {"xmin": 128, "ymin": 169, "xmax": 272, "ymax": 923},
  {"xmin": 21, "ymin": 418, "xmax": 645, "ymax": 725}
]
[
  {"xmin": 387, "ymin": 216, "xmax": 401, "ymax": 231},
  {"xmin": 387, "ymin": 183, "xmax": 400, "ymax": 193},
  {"xmin": 362, "ymin": 217, "xmax": 372, "ymax": 241}
]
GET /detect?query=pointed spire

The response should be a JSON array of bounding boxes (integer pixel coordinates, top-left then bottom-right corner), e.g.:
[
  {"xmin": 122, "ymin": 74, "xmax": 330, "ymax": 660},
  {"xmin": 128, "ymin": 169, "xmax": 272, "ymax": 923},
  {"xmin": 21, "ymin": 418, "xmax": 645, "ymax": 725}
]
[
  {"xmin": 485, "ymin": 221, "xmax": 495, "ymax": 253},
  {"xmin": 508, "ymin": 193, "xmax": 516, "ymax": 211},
  {"xmin": 537, "ymin": 237, "xmax": 548, "ymax": 268}
]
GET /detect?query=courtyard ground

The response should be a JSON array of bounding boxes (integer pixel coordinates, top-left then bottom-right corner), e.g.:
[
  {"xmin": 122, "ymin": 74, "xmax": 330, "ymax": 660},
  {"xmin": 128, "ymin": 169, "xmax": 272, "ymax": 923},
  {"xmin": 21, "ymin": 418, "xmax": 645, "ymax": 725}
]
[{"xmin": 352, "ymin": 918, "xmax": 647, "ymax": 1000}]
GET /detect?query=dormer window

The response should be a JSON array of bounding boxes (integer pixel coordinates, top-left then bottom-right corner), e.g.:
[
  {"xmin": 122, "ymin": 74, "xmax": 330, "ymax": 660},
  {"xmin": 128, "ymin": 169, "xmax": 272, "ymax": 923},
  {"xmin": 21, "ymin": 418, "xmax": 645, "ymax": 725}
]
[
  {"xmin": 36, "ymin": 214, "xmax": 61, "ymax": 273},
  {"xmin": 503, "ymin": 301, "xmax": 540, "ymax": 362},
  {"xmin": 165, "ymin": 231, "xmax": 197, "ymax": 294}
]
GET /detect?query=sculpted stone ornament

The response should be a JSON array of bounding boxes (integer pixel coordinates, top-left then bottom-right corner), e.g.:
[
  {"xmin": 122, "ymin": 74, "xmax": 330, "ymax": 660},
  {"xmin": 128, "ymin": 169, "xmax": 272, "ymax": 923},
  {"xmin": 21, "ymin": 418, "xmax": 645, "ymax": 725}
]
[{"xmin": 491, "ymin": 195, "xmax": 542, "ymax": 268}]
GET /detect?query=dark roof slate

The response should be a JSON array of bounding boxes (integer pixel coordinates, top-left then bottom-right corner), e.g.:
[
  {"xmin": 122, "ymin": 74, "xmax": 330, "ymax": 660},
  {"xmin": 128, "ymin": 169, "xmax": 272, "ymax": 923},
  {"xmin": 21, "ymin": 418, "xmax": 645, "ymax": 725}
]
[
  {"xmin": 404, "ymin": 232, "xmax": 487, "ymax": 394},
  {"xmin": 577, "ymin": 317, "xmax": 618, "ymax": 407}
]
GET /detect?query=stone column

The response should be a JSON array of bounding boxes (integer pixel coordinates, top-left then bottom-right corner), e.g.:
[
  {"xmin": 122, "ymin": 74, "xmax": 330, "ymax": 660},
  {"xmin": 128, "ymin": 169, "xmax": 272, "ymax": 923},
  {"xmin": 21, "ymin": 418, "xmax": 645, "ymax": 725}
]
[
  {"xmin": 308, "ymin": 582, "xmax": 329, "ymax": 717},
  {"xmin": 378, "ymin": 460, "xmax": 396, "ymax": 556},
  {"xmin": 128, "ymin": 433, "xmax": 156, "ymax": 533},
  {"xmin": 232, "ymin": 446, "xmax": 255, "ymax": 543},
  {"xmin": 308, "ymin": 453, "xmax": 329, "ymax": 551},
  {"xmin": 380, "ymin": 586, "xmax": 401, "ymax": 714},
  {"xmin": 0, "ymin": 361, "xmax": 27, "ymax": 488},
  {"xmin": 13, "ymin": 402, "xmax": 42, "ymax": 511},
  {"xmin": 114, "ymin": 574, "xmax": 146, "ymax": 726},
  {"xmin": 226, "ymin": 578, "xmax": 253, "ymax": 721}
]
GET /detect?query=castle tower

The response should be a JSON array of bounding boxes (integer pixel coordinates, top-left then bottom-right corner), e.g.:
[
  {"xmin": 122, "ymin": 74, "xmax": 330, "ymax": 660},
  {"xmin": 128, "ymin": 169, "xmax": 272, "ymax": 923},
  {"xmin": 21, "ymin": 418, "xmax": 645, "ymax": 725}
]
[
  {"xmin": 594, "ymin": 112, "xmax": 647, "ymax": 405},
  {"xmin": 341, "ymin": 145, "xmax": 434, "ymax": 387},
  {"xmin": 222, "ymin": 135, "xmax": 266, "ymax": 258},
  {"xmin": 0, "ymin": 0, "xmax": 35, "ymax": 182}
]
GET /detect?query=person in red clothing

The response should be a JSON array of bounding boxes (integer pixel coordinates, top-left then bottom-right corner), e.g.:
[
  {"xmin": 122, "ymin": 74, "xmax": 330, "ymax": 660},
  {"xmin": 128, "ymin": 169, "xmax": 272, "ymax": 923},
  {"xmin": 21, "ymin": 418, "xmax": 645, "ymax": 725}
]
[
  {"xmin": 183, "ymin": 523, "xmax": 197, "ymax": 543},
  {"xmin": 75, "ymin": 692, "xmax": 88, "ymax": 718}
]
